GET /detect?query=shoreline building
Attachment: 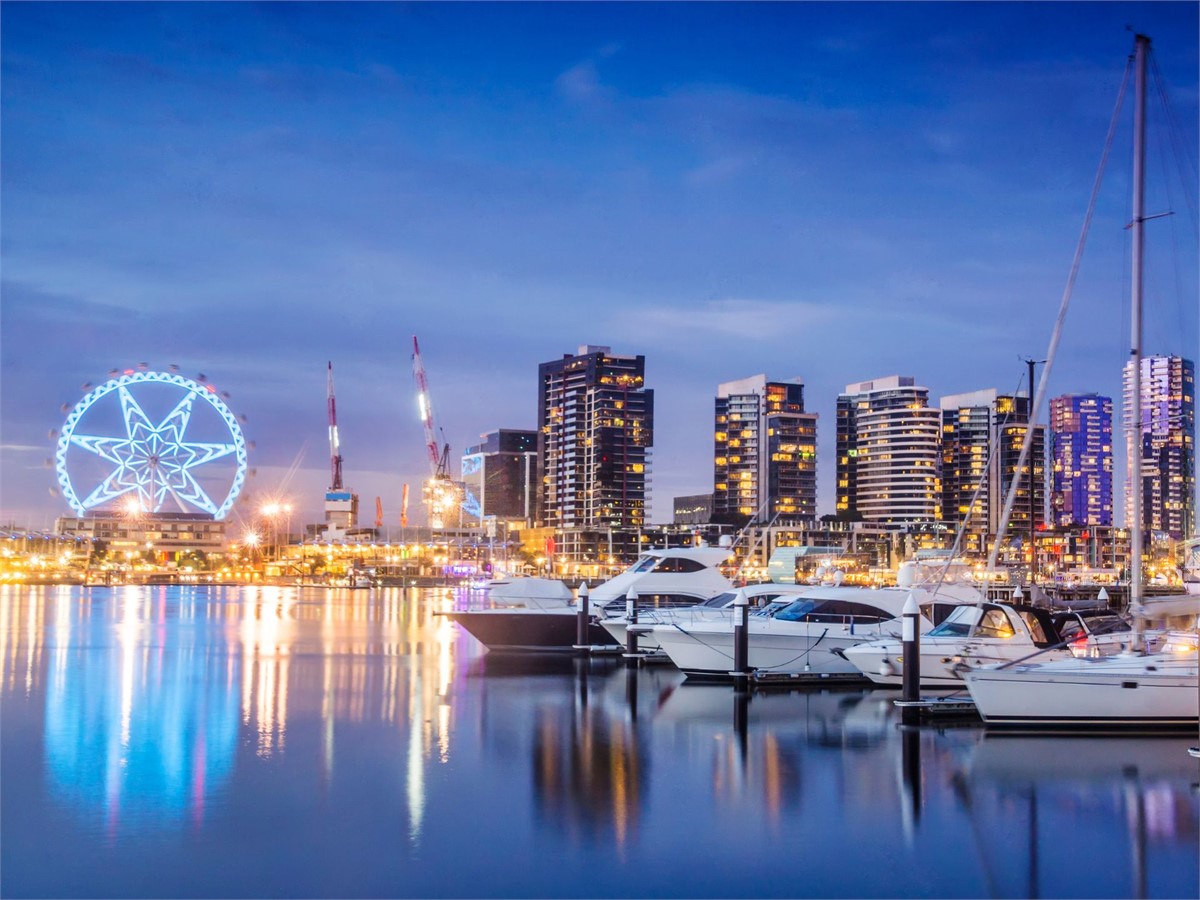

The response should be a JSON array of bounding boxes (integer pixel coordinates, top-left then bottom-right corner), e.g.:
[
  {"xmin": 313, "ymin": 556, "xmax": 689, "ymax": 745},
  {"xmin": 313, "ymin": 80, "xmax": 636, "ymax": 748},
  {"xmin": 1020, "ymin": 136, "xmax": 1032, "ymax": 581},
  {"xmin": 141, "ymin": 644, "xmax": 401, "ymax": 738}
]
[
  {"xmin": 1049, "ymin": 393, "xmax": 1113, "ymax": 527},
  {"xmin": 536, "ymin": 345, "xmax": 653, "ymax": 532},
  {"xmin": 712, "ymin": 375, "xmax": 818, "ymax": 526},
  {"xmin": 836, "ymin": 376, "xmax": 941, "ymax": 524},
  {"xmin": 673, "ymin": 494, "xmax": 713, "ymax": 526},
  {"xmin": 55, "ymin": 511, "xmax": 228, "ymax": 562},
  {"xmin": 1123, "ymin": 354, "xmax": 1196, "ymax": 541},
  {"xmin": 460, "ymin": 429, "xmax": 538, "ymax": 525},
  {"xmin": 940, "ymin": 389, "xmax": 1046, "ymax": 560}
]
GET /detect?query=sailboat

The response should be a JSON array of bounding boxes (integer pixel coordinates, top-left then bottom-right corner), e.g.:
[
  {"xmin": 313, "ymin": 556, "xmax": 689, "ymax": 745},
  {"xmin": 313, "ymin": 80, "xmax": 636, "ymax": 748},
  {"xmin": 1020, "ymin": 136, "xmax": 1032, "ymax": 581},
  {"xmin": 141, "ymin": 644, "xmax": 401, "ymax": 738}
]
[{"xmin": 961, "ymin": 34, "xmax": 1199, "ymax": 728}]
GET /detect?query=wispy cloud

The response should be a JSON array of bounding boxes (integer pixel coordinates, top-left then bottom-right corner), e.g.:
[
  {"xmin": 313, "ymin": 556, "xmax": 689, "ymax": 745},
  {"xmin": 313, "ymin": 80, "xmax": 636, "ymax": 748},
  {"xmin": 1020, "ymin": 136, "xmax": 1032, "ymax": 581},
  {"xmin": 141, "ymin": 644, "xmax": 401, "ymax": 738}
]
[
  {"xmin": 555, "ymin": 43, "xmax": 623, "ymax": 105},
  {"xmin": 555, "ymin": 59, "xmax": 606, "ymax": 103},
  {"xmin": 622, "ymin": 298, "xmax": 838, "ymax": 342}
]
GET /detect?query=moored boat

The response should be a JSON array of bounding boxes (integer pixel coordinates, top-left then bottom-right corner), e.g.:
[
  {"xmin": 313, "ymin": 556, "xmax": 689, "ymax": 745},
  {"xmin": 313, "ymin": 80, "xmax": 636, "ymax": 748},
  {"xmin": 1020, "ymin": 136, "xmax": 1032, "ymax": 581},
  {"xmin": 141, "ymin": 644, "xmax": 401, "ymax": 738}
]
[
  {"xmin": 445, "ymin": 546, "xmax": 733, "ymax": 653},
  {"xmin": 961, "ymin": 632, "xmax": 1198, "ymax": 728},
  {"xmin": 653, "ymin": 581, "xmax": 982, "ymax": 681},
  {"xmin": 841, "ymin": 602, "xmax": 1142, "ymax": 687}
]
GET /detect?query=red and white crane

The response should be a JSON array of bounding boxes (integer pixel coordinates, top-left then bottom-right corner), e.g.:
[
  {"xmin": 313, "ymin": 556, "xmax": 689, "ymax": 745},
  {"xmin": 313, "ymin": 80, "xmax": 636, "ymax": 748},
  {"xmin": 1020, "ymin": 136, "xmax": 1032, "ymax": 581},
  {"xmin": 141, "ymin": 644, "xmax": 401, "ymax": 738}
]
[
  {"xmin": 411, "ymin": 335, "xmax": 459, "ymax": 528},
  {"xmin": 411, "ymin": 336, "xmax": 449, "ymax": 479},
  {"xmin": 327, "ymin": 361, "xmax": 344, "ymax": 491}
]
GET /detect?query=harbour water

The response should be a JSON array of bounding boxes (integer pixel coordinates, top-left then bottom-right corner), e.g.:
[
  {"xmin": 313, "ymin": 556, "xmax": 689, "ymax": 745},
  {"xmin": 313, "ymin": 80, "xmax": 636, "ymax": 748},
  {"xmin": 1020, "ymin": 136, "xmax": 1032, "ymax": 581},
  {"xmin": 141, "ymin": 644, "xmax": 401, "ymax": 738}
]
[{"xmin": 1, "ymin": 584, "xmax": 1197, "ymax": 899}]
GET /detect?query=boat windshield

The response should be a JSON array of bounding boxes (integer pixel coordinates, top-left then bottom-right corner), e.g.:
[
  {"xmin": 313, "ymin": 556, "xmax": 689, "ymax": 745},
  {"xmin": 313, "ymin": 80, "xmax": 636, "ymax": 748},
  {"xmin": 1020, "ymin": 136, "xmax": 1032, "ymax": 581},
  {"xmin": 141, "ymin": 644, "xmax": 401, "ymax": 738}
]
[
  {"xmin": 927, "ymin": 605, "xmax": 1015, "ymax": 639},
  {"xmin": 772, "ymin": 600, "xmax": 817, "ymax": 622},
  {"xmin": 651, "ymin": 556, "xmax": 710, "ymax": 573},
  {"xmin": 697, "ymin": 592, "xmax": 736, "ymax": 608},
  {"xmin": 768, "ymin": 598, "xmax": 895, "ymax": 625},
  {"xmin": 753, "ymin": 600, "xmax": 794, "ymax": 617},
  {"xmin": 629, "ymin": 556, "xmax": 658, "ymax": 574}
]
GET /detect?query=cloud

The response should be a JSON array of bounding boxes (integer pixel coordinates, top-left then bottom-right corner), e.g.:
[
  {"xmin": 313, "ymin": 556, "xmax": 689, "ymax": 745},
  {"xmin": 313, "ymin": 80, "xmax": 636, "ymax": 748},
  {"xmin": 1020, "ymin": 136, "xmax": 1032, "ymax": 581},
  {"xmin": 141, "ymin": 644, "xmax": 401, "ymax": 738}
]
[
  {"xmin": 555, "ymin": 42, "xmax": 623, "ymax": 105},
  {"xmin": 683, "ymin": 155, "xmax": 751, "ymax": 186},
  {"xmin": 555, "ymin": 59, "xmax": 605, "ymax": 103},
  {"xmin": 0, "ymin": 279, "xmax": 134, "ymax": 323},
  {"xmin": 621, "ymin": 297, "xmax": 837, "ymax": 342}
]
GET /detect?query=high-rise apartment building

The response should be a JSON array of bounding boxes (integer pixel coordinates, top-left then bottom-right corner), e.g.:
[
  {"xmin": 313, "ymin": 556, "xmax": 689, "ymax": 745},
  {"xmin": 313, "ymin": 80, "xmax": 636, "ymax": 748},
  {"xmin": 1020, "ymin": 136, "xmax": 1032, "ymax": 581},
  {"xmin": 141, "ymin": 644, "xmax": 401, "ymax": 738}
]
[
  {"xmin": 537, "ymin": 345, "xmax": 653, "ymax": 530},
  {"xmin": 713, "ymin": 375, "xmax": 818, "ymax": 526},
  {"xmin": 461, "ymin": 429, "xmax": 538, "ymax": 524},
  {"xmin": 940, "ymin": 390, "xmax": 1045, "ymax": 557},
  {"xmin": 835, "ymin": 376, "xmax": 941, "ymax": 524},
  {"xmin": 1049, "ymin": 394, "xmax": 1113, "ymax": 527},
  {"xmin": 1123, "ymin": 354, "xmax": 1195, "ymax": 540}
]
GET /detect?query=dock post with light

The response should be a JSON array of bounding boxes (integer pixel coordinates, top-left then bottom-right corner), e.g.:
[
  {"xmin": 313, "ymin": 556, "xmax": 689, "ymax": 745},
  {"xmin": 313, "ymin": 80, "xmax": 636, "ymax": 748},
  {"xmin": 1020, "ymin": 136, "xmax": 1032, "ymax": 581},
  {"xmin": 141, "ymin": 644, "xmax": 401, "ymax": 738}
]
[
  {"xmin": 624, "ymin": 586, "xmax": 638, "ymax": 664},
  {"xmin": 731, "ymin": 588, "xmax": 750, "ymax": 691},
  {"xmin": 575, "ymin": 581, "xmax": 590, "ymax": 653},
  {"xmin": 900, "ymin": 591, "xmax": 921, "ymax": 725}
]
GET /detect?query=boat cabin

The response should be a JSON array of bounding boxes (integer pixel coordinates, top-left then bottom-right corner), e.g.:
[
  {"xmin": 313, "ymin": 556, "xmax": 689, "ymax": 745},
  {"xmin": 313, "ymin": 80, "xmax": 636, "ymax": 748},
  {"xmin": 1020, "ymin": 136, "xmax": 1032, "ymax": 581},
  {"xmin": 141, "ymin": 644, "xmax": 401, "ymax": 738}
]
[{"xmin": 926, "ymin": 603, "xmax": 1061, "ymax": 648}]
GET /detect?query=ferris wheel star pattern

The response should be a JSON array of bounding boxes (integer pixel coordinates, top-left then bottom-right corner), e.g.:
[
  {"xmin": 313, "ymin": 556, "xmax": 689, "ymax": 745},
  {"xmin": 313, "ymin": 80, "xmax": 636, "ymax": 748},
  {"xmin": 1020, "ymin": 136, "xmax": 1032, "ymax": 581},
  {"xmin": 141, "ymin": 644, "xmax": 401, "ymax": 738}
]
[
  {"xmin": 70, "ymin": 386, "xmax": 238, "ymax": 515},
  {"xmin": 56, "ymin": 371, "xmax": 248, "ymax": 520}
]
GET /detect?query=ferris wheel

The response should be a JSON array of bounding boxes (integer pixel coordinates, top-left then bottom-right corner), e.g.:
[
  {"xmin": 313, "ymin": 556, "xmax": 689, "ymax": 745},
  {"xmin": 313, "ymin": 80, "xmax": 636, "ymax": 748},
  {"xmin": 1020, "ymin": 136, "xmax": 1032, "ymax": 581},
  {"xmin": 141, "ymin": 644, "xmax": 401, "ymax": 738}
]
[{"xmin": 55, "ymin": 370, "xmax": 248, "ymax": 520}]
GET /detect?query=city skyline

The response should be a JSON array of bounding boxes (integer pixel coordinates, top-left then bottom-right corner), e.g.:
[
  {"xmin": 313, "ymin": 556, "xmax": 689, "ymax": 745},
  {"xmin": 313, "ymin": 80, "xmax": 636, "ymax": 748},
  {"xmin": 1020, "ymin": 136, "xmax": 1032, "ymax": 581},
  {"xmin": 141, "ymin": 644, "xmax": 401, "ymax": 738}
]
[{"xmin": 2, "ymin": 2, "xmax": 1198, "ymax": 531}]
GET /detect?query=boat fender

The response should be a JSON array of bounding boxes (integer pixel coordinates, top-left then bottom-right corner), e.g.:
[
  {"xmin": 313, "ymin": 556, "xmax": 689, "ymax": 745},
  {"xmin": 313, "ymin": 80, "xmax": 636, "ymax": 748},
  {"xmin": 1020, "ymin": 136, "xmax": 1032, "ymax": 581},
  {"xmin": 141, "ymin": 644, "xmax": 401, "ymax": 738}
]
[{"xmin": 879, "ymin": 659, "xmax": 896, "ymax": 678}]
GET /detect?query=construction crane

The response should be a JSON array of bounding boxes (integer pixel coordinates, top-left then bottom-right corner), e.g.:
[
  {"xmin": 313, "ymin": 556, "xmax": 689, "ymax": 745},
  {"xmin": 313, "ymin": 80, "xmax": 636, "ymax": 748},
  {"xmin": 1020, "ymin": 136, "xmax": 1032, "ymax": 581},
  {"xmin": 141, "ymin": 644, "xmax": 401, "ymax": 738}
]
[
  {"xmin": 322, "ymin": 361, "xmax": 358, "ymax": 538},
  {"xmin": 411, "ymin": 335, "xmax": 460, "ymax": 528},
  {"xmin": 327, "ymin": 361, "xmax": 344, "ymax": 491}
]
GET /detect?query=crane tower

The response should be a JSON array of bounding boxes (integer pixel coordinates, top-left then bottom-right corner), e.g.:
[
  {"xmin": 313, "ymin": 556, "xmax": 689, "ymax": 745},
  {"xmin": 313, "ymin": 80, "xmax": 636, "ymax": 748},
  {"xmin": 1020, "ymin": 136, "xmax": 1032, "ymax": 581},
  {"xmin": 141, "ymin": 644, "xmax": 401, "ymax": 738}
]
[
  {"xmin": 328, "ymin": 361, "xmax": 344, "ymax": 491},
  {"xmin": 323, "ymin": 361, "xmax": 359, "ymax": 536},
  {"xmin": 411, "ymin": 336, "xmax": 460, "ymax": 528}
]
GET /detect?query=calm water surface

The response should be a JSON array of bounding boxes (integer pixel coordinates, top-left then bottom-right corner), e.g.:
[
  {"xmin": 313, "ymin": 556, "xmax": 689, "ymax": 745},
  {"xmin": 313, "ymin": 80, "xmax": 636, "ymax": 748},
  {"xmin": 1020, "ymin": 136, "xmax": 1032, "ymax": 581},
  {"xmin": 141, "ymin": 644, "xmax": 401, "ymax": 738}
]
[{"xmin": 2, "ymin": 584, "xmax": 1197, "ymax": 898}]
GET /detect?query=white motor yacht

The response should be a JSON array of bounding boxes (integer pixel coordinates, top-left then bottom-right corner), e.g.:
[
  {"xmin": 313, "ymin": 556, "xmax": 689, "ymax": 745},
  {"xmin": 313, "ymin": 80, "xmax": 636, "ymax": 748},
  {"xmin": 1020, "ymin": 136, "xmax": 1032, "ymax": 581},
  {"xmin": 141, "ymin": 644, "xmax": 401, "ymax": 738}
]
[
  {"xmin": 600, "ymin": 581, "xmax": 816, "ymax": 652},
  {"xmin": 653, "ymin": 581, "xmax": 982, "ymax": 681},
  {"xmin": 488, "ymin": 578, "xmax": 575, "ymax": 609},
  {"xmin": 961, "ymin": 631, "xmax": 1198, "ymax": 728},
  {"xmin": 444, "ymin": 546, "xmax": 733, "ymax": 653},
  {"xmin": 590, "ymin": 546, "xmax": 734, "ymax": 610},
  {"xmin": 839, "ymin": 601, "xmax": 1118, "ymax": 687}
]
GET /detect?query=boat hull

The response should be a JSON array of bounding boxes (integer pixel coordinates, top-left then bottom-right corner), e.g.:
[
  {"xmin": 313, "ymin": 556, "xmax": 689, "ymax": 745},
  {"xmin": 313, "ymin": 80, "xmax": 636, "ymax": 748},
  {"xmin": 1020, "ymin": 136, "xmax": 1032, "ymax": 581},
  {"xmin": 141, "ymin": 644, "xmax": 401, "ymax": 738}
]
[
  {"xmin": 446, "ymin": 609, "xmax": 618, "ymax": 653},
  {"xmin": 962, "ymin": 655, "xmax": 1199, "ymax": 728},
  {"xmin": 843, "ymin": 639, "xmax": 1077, "ymax": 688},
  {"xmin": 653, "ymin": 622, "xmax": 878, "ymax": 680}
]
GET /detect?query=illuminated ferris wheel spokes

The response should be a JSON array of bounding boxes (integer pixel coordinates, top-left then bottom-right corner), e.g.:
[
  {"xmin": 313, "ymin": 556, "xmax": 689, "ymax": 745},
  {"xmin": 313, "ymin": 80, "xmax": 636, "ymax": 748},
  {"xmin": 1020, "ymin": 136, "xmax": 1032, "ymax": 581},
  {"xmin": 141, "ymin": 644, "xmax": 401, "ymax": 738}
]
[{"xmin": 56, "ymin": 371, "xmax": 247, "ymax": 519}]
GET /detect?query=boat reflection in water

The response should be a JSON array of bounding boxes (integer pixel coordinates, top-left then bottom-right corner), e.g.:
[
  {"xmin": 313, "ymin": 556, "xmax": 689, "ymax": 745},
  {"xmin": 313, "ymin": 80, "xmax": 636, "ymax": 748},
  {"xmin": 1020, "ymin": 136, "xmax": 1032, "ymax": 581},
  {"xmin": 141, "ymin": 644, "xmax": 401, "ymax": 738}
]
[
  {"xmin": 465, "ymin": 652, "xmax": 651, "ymax": 848},
  {"xmin": 3, "ymin": 584, "xmax": 1197, "ymax": 899},
  {"xmin": 955, "ymin": 734, "xmax": 1200, "ymax": 899}
]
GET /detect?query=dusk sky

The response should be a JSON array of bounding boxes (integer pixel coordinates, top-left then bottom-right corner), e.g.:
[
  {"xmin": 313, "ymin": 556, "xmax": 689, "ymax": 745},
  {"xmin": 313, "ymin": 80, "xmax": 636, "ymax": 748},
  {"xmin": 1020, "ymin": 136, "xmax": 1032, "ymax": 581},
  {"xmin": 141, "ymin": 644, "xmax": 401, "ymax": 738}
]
[{"xmin": 2, "ymin": 2, "xmax": 1197, "ymax": 533}]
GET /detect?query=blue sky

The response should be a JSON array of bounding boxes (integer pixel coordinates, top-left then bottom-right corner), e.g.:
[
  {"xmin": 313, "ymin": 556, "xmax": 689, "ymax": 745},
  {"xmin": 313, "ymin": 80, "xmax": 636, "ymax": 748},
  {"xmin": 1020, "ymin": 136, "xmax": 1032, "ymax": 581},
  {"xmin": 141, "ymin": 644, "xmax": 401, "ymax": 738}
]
[{"xmin": 2, "ymin": 2, "xmax": 1197, "ymax": 532}]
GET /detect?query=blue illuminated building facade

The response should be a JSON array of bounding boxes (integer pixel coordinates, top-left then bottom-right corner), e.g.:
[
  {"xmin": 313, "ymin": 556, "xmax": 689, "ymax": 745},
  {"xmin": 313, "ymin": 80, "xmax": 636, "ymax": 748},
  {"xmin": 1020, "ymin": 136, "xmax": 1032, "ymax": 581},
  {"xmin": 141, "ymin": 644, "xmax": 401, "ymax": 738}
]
[
  {"xmin": 461, "ymin": 429, "xmax": 538, "ymax": 523},
  {"xmin": 1123, "ymin": 355, "xmax": 1196, "ymax": 541},
  {"xmin": 1049, "ymin": 393, "xmax": 1113, "ymax": 527}
]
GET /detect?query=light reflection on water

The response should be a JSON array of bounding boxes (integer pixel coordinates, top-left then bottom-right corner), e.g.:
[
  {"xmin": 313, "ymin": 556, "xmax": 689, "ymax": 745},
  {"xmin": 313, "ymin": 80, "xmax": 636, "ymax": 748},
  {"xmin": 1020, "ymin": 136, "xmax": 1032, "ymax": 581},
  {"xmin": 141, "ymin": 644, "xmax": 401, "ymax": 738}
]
[{"xmin": 1, "ymin": 584, "xmax": 1197, "ymax": 899}]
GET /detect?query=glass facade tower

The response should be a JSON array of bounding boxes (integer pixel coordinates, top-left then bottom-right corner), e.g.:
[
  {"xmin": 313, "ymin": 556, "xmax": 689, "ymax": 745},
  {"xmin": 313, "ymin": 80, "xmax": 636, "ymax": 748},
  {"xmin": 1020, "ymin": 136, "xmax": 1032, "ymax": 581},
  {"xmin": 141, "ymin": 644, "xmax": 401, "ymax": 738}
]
[
  {"xmin": 461, "ymin": 429, "xmax": 538, "ymax": 524},
  {"xmin": 1049, "ymin": 394, "xmax": 1113, "ymax": 527},
  {"xmin": 940, "ymin": 390, "xmax": 1046, "ymax": 558},
  {"xmin": 713, "ymin": 375, "xmax": 817, "ymax": 526},
  {"xmin": 1122, "ymin": 355, "xmax": 1196, "ymax": 540},
  {"xmin": 537, "ymin": 346, "xmax": 653, "ymax": 530},
  {"xmin": 836, "ymin": 376, "xmax": 941, "ymax": 524}
]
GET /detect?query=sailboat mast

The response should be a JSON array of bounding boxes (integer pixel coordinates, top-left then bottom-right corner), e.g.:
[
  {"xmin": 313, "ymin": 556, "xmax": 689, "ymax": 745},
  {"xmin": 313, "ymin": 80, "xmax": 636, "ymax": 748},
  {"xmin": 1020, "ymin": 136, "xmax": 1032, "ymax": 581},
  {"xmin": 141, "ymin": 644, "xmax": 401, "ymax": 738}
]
[{"xmin": 1129, "ymin": 33, "xmax": 1148, "ymax": 614}]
